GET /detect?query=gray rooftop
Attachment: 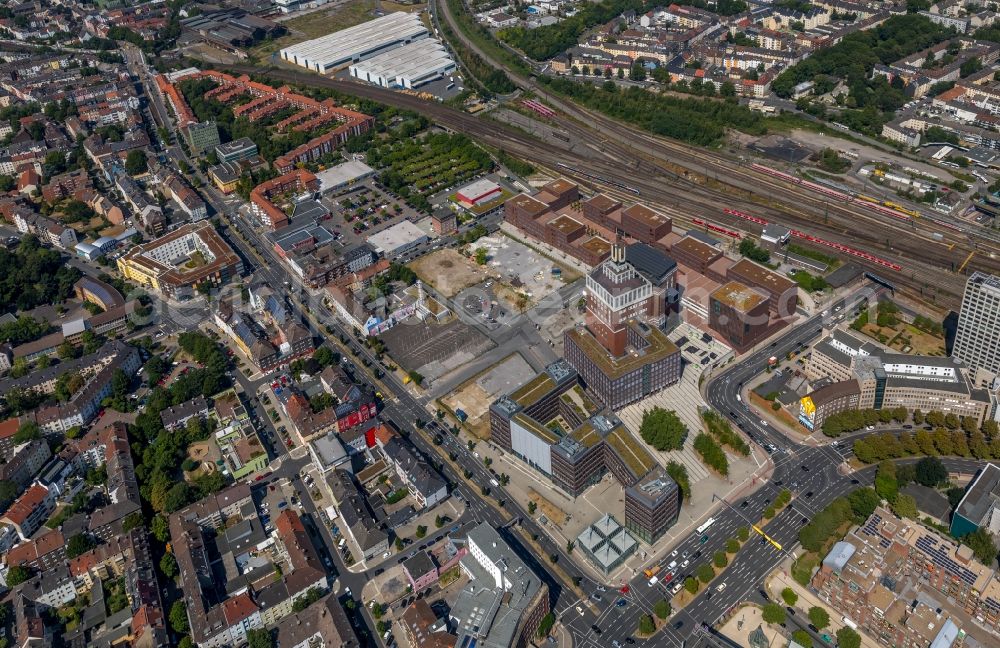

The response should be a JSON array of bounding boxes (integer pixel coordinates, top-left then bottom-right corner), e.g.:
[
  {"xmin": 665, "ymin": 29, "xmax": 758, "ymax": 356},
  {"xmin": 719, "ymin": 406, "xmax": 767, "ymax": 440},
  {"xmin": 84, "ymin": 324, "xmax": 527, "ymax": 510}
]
[
  {"xmin": 451, "ymin": 523, "xmax": 544, "ymax": 648},
  {"xmin": 822, "ymin": 540, "xmax": 856, "ymax": 573},
  {"xmin": 626, "ymin": 242, "xmax": 677, "ymax": 285},
  {"xmin": 576, "ymin": 514, "xmax": 638, "ymax": 574},
  {"xmin": 625, "ymin": 466, "xmax": 678, "ymax": 508},
  {"xmin": 955, "ymin": 463, "xmax": 1000, "ymax": 526}
]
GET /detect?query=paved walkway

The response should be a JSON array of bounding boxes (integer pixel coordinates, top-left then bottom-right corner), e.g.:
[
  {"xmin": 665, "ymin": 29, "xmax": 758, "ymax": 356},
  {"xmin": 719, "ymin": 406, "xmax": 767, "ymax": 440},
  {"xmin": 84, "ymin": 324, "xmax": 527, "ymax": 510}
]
[{"xmin": 619, "ymin": 365, "xmax": 712, "ymax": 484}]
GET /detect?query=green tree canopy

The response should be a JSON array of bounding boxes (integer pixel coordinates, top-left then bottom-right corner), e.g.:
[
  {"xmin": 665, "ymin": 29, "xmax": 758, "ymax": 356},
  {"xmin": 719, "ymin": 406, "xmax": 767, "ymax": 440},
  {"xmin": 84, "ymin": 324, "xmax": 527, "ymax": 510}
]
[
  {"xmin": 246, "ymin": 629, "xmax": 273, "ymax": 648},
  {"xmin": 125, "ymin": 149, "xmax": 148, "ymax": 176},
  {"xmin": 762, "ymin": 603, "xmax": 785, "ymax": 625},
  {"xmin": 639, "ymin": 407, "xmax": 688, "ymax": 451},
  {"xmin": 808, "ymin": 606, "xmax": 830, "ymax": 630},
  {"xmin": 915, "ymin": 456, "xmax": 948, "ymax": 487},
  {"xmin": 961, "ymin": 528, "xmax": 998, "ymax": 565}
]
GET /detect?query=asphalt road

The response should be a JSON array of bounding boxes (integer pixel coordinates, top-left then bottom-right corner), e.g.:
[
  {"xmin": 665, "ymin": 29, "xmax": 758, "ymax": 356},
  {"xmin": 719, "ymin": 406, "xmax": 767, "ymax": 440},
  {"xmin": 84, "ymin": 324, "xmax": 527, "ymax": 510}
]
[{"xmin": 577, "ymin": 289, "xmax": 876, "ymax": 647}]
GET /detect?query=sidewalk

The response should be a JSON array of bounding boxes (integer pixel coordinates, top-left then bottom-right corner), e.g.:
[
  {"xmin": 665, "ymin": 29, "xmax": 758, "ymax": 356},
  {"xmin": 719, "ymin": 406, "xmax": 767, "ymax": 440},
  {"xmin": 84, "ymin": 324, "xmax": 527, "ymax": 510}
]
[{"xmin": 766, "ymin": 560, "xmax": 883, "ymax": 648}]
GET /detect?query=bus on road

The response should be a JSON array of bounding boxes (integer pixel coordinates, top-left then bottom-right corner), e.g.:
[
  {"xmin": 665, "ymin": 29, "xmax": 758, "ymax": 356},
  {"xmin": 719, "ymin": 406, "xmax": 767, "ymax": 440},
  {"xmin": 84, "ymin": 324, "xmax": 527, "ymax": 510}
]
[{"xmin": 696, "ymin": 518, "xmax": 716, "ymax": 534}]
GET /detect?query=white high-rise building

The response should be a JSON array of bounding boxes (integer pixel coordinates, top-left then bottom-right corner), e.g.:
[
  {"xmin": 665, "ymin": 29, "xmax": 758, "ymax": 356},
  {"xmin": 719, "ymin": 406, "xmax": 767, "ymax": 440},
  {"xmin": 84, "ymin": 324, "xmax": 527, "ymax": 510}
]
[{"xmin": 953, "ymin": 272, "xmax": 1000, "ymax": 381}]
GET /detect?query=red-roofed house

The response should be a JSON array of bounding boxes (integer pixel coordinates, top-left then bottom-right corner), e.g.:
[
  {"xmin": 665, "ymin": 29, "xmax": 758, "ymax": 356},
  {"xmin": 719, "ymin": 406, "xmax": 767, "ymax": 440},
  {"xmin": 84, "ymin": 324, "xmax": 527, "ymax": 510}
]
[
  {"xmin": 0, "ymin": 416, "xmax": 22, "ymax": 457},
  {"xmin": 222, "ymin": 592, "xmax": 262, "ymax": 642},
  {"xmin": 284, "ymin": 393, "xmax": 337, "ymax": 442},
  {"xmin": 17, "ymin": 168, "xmax": 39, "ymax": 196},
  {"xmin": 1, "ymin": 484, "xmax": 54, "ymax": 541},
  {"xmin": 4, "ymin": 528, "xmax": 65, "ymax": 572}
]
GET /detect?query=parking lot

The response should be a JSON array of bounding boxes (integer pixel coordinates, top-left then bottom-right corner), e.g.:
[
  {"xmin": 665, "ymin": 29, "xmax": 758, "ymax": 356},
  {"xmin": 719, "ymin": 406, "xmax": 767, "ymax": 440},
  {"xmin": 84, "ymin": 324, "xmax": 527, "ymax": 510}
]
[
  {"xmin": 381, "ymin": 316, "xmax": 495, "ymax": 382},
  {"xmin": 320, "ymin": 179, "xmax": 427, "ymax": 250}
]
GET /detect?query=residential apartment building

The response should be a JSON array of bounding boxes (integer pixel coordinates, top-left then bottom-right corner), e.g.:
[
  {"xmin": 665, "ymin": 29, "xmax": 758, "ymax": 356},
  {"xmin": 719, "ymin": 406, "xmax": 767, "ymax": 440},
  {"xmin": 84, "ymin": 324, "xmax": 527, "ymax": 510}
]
[
  {"xmin": 117, "ymin": 221, "xmax": 243, "ymax": 298},
  {"xmin": 170, "ymin": 486, "xmax": 327, "ymax": 647},
  {"xmin": 382, "ymin": 437, "xmax": 448, "ymax": 509},
  {"xmin": 813, "ymin": 506, "xmax": 1000, "ymax": 640},
  {"xmin": 326, "ymin": 469, "xmax": 389, "ymax": 562}
]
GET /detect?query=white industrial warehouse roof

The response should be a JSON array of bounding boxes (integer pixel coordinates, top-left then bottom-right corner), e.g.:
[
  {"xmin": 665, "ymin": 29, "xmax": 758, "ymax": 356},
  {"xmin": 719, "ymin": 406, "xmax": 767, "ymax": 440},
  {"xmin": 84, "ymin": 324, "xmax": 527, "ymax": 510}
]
[
  {"xmin": 315, "ymin": 160, "xmax": 376, "ymax": 193},
  {"xmin": 367, "ymin": 220, "xmax": 428, "ymax": 254},
  {"xmin": 348, "ymin": 39, "xmax": 455, "ymax": 87},
  {"xmin": 279, "ymin": 12, "xmax": 428, "ymax": 69}
]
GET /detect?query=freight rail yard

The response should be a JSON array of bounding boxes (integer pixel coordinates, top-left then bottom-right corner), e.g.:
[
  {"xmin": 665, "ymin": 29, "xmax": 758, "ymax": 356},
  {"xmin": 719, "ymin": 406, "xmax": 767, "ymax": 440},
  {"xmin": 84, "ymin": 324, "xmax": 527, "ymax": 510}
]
[{"xmin": 231, "ymin": 63, "xmax": 997, "ymax": 311}]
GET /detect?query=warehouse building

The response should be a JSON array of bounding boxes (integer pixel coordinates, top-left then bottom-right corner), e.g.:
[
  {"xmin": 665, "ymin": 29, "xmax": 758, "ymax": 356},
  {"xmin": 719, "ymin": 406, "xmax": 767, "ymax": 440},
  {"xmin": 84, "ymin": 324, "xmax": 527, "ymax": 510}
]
[
  {"xmin": 279, "ymin": 12, "xmax": 429, "ymax": 73},
  {"xmin": 348, "ymin": 39, "xmax": 456, "ymax": 89},
  {"xmin": 367, "ymin": 221, "xmax": 429, "ymax": 257}
]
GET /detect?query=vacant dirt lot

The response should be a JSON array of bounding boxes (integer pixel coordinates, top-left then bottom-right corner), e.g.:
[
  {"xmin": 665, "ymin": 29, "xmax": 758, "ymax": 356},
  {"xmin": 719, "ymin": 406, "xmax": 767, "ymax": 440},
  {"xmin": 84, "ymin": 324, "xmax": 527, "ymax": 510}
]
[{"xmin": 409, "ymin": 249, "xmax": 486, "ymax": 298}]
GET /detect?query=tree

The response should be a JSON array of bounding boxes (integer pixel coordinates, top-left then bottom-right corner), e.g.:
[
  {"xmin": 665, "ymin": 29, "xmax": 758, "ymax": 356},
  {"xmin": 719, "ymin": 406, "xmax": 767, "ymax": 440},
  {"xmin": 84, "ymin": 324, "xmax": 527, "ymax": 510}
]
[
  {"xmin": 122, "ymin": 511, "xmax": 145, "ymax": 533},
  {"xmin": 528, "ymin": 501, "xmax": 537, "ymax": 515},
  {"xmin": 891, "ymin": 493, "xmax": 918, "ymax": 519},
  {"xmin": 313, "ymin": 346, "xmax": 337, "ymax": 367},
  {"xmin": 792, "ymin": 629, "xmax": 813, "ymax": 647},
  {"xmin": 874, "ymin": 460, "xmax": 898, "ymax": 502},
  {"xmin": 713, "ymin": 551, "xmax": 728, "ymax": 568},
  {"xmin": 847, "ymin": 487, "xmax": 880, "ymax": 522},
  {"xmin": 666, "ymin": 460, "xmax": 691, "ymax": 501},
  {"xmin": 474, "ymin": 248, "xmax": 488, "ymax": 265},
  {"xmin": 696, "ymin": 563, "xmax": 714, "ymax": 583},
  {"xmin": 915, "ymin": 456, "xmax": 948, "ymax": 487},
  {"xmin": 292, "ymin": 588, "xmax": 323, "ymax": 612},
  {"xmin": 684, "ymin": 577, "xmax": 699, "ymax": 594},
  {"xmin": 151, "ymin": 515, "xmax": 170, "ymax": 543},
  {"xmin": 726, "ymin": 538, "xmax": 740, "ymax": 553},
  {"xmin": 66, "ymin": 533, "xmax": 96, "ymax": 558},
  {"xmin": 125, "ymin": 149, "xmax": 148, "ymax": 175},
  {"xmin": 738, "ymin": 526, "xmax": 750, "ymax": 541},
  {"xmin": 694, "ymin": 433, "xmax": 729, "ymax": 475},
  {"xmin": 246, "ymin": 629, "xmax": 273, "ymax": 648},
  {"xmin": 13, "ymin": 422, "xmax": 40, "ymax": 444},
  {"xmin": 169, "ymin": 600, "xmax": 189, "ymax": 634},
  {"xmin": 5, "ymin": 565, "xmax": 31, "ymax": 587},
  {"xmin": 537, "ymin": 612, "xmax": 555, "ymax": 637},
  {"xmin": 781, "ymin": 587, "xmax": 798, "ymax": 606},
  {"xmin": 808, "ymin": 606, "xmax": 830, "ymax": 630},
  {"xmin": 762, "ymin": 603, "xmax": 785, "ymax": 625},
  {"xmin": 637, "ymin": 614, "xmax": 656, "ymax": 635},
  {"xmin": 961, "ymin": 528, "xmax": 998, "ymax": 565},
  {"xmin": 639, "ymin": 407, "xmax": 688, "ymax": 451},
  {"xmin": 57, "ymin": 339, "xmax": 77, "ymax": 360},
  {"xmin": 837, "ymin": 627, "xmax": 862, "ymax": 648},
  {"xmin": 654, "ymin": 599, "xmax": 671, "ymax": 619},
  {"xmin": 160, "ymin": 552, "xmax": 178, "ymax": 579}
]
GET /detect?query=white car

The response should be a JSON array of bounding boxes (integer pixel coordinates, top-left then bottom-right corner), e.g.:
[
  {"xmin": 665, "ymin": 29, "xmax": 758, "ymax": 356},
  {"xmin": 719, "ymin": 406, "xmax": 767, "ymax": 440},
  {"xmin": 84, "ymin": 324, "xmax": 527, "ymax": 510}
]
[
  {"xmin": 576, "ymin": 606, "xmax": 584, "ymax": 616},
  {"xmin": 716, "ymin": 582, "xmax": 727, "ymax": 592},
  {"xmin": 681, "ymin": 560, "xmax": 690, "ymax": 569}
]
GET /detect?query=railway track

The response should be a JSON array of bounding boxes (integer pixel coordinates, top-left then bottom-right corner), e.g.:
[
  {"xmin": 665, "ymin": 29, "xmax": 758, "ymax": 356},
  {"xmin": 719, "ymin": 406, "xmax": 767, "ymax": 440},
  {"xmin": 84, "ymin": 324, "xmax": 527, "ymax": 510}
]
[
  {"xmin": 226, "ymin": 64, "xmax": 981, "ymax": 309},
  {"xmin": 429, "ymin": 0, "xmax": 1000, "ymax": 286}
]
